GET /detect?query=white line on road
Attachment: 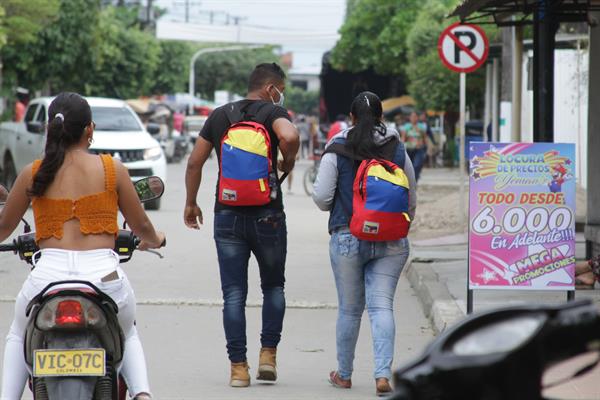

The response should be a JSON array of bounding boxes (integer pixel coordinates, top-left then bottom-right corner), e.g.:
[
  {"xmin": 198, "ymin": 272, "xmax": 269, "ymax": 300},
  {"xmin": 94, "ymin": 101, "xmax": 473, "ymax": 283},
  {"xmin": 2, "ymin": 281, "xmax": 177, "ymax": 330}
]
[{"xmin": 0, "ymin": 297, "xmax": 338, "ymax": 309}]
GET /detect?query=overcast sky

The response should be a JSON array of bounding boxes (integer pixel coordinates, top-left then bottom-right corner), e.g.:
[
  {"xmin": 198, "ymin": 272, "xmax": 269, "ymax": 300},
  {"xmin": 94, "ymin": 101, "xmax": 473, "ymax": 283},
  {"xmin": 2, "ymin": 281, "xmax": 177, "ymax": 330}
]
[{"xmin": 154, "ymin": 0, "xmax": 346, "ymax": 69}]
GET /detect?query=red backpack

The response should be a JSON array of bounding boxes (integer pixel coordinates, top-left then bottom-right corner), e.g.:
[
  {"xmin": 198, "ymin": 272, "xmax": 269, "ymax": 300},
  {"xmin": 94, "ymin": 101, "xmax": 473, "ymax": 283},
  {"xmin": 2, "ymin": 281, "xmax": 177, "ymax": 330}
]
[
  {"xmin": 326, "ymin": 140, "xmax": 411, "ymax": 241},
  {"xmin": 218, "ymin": 103, "xmax": 274, "ymax": 206}
]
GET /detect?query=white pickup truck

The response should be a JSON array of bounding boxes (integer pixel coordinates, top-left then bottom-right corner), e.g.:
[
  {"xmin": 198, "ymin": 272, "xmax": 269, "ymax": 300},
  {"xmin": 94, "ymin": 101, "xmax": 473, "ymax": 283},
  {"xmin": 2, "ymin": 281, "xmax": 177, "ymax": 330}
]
[{"xmin": 0, "ymin": 97, "xmax": 167, "ymax": 209}]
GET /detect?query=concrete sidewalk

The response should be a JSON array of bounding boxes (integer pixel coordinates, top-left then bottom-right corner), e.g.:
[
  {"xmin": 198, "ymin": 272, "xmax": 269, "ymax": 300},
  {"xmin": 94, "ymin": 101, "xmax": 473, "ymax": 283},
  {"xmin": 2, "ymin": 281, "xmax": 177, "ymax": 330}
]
[{"xmin": 406, "ymin": 232, "xmax": 600, "ymax": 399}]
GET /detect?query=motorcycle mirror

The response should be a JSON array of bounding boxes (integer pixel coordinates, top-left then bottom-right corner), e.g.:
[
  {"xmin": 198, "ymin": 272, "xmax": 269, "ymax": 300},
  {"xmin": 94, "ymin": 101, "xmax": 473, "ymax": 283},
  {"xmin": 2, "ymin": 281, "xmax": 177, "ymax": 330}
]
[
  {"xmin": 0, "ymin": 184, "xmax": 8, "ymax": 204},
  {"xmin": 134, "ymin": 176, "xmax": 164, "ymax": 203}
]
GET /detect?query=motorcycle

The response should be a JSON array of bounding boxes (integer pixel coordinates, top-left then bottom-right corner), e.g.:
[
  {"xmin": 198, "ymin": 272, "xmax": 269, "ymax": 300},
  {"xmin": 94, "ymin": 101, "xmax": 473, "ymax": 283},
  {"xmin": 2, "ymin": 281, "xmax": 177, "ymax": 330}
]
[
  {"xmin": 391, "ymin": 300, "xmax": 600, "ymax": 400},
  {"xmin": 0, "ymin": 176, "xmax": 166, "ymax": 400}
]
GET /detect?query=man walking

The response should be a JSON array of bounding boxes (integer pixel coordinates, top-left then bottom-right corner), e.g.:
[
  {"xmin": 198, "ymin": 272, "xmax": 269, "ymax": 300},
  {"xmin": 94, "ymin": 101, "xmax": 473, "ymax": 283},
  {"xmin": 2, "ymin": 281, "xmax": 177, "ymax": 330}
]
[{"xmin": 184, "ymin": 63, "xmax": 299, "ymax": 387}]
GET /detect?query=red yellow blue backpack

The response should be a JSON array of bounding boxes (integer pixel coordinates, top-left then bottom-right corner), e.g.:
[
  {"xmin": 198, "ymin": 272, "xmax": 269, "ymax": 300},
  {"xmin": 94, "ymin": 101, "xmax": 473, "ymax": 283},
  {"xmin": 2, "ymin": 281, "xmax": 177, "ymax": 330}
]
[
  {"xmin": 219, "ymin": 102, "xmax": 274, "ymax": 206},
  {"xmin": 325, "ymin": 140, "xmax": 411, "ymax": 241}
]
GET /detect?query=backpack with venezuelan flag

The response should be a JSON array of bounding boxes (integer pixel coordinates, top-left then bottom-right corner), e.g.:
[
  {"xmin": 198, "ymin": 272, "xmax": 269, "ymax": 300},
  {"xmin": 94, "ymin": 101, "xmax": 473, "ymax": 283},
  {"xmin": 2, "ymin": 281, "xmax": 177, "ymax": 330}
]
[
  {"xmin": 218, "ymin": 102, "xmax": 274, "ymax": 206},
  {"xmin": 326, "ymin": 139, "xmax": 411, "ymax": 241}
]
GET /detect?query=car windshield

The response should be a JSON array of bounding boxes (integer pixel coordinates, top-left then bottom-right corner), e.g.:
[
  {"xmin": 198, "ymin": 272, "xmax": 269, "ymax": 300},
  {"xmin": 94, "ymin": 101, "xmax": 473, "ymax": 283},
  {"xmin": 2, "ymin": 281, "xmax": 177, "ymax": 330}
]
[{"xmin": 92, "ymin": 106, "xmax": 141, "ymax": 131}]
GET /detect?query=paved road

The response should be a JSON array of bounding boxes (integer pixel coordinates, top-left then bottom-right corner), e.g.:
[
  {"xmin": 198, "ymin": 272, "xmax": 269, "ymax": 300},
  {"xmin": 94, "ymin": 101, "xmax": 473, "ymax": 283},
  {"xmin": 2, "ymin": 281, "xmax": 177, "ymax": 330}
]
[{"xmin": 0, "ymin": 157, "xmax": 434, "ymax": 399}]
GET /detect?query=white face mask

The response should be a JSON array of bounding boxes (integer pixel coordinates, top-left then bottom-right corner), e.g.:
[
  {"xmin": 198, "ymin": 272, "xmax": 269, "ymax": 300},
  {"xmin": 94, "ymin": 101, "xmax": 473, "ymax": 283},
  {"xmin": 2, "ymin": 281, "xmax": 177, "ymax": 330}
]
[{"xmin": 270, "ymin": 87, "xmax": 285, "ymax": 107}]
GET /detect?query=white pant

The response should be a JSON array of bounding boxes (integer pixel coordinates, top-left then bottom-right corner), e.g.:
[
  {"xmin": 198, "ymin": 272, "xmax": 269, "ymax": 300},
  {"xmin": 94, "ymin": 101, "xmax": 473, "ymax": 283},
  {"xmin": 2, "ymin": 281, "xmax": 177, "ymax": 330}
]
[{"xmin": 1, "ymin": 249, "xmax": 151, "ymax": 399}]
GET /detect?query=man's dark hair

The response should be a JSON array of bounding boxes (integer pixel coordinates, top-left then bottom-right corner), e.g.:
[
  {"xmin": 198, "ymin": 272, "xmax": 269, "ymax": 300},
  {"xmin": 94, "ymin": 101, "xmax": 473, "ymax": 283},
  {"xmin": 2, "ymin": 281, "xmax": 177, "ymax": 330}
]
[{"xmin": 248, "ymin": 63, "xmax": 286, "ymax": 92}]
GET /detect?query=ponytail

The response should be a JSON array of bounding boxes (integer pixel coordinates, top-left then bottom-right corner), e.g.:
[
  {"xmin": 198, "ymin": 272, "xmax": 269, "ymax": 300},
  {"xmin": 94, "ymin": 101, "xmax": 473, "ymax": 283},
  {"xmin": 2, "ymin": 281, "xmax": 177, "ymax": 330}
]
[
  {"xmin": 345, "ymin": 91, "xmax": 386, "ymax": 160},
  {"xmin": 28, "ymin": 92, "xmax": 92, "ymax": 197}
]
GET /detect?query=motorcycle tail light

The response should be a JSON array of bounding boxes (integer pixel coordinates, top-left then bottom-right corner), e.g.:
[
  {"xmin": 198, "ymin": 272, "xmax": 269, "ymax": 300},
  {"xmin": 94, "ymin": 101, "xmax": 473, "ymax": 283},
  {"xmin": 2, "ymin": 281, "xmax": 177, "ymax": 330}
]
[
  {"xmin": 55, "ymin": 300, "xmax": 84, "ymax": 327},
  {"xmin": 36, "ymin": 296, "xmax": 107, "ymax": 331}
]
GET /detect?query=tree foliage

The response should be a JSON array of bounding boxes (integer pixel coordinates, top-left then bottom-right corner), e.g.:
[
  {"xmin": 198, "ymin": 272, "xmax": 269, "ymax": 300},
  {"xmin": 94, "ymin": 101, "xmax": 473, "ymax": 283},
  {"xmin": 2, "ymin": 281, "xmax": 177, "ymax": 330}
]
[
  {"xmin": 406, "ymin": 0, "xmax": 460, "ymax": 112},
  {"xmin": 151, "ymin": 41, "xmax": 194, "ymax": 95},
  {"xmin": 0, "ymin": 0, "xmax": 59, "ymax": 49},
  {"xmin": 85, "ymin": 7, "xmax": 161, "ymax": 98},
  {"xmin": 193, "ymin": 47, "xmax": 280, "ymax": 100},
  {"xmin": 1, "ymin": 0, "xmax": 280, "ymax": 102},
  {"xmin": 0, "ymin": 0, "xmax": 191, "ymax": 99},
  {"xmin": 331, "ymin": 0, "xmax": 422, "ymax": 76},
  {"xmin": 285, "ymin": 86, "xmax": 319, "ymax": 115},
  {"xmin": 406, "ymin": 0, "xmax": 496, "ymax": 114}
]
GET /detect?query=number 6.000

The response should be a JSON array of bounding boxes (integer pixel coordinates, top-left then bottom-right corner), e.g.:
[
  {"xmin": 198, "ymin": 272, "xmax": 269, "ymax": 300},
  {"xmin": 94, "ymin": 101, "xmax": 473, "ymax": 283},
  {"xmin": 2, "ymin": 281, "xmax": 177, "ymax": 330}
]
[{"xmin": 471, "ymin": 206, "xmax": 572, "ymax": 235}]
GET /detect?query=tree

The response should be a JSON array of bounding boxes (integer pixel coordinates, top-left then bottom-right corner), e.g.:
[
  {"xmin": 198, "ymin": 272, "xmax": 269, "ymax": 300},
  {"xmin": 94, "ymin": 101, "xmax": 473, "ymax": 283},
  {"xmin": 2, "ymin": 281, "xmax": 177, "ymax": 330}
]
[
  {"xmin": 193, "ymin": 47, "xmax": 280, "ymax": 100},
  {"xmin": 0, "ymin": 0, "xmax": 59, "ymax": 49},
  {"xmin": 85, "ymin": 7, "xmax": 160, "ymax": 98},
  {"xmin": 3, "ymin": 0, "xmax": 102, "ymax": 93},
  {"xmin": 331, "ymin": 0, "xmax": 422, "ymax": 76},
  {"xmin": 0, "ymin": 0, "xmax": 58, "ymax": 117},
  {"xmin": 285, "ymin": 86, "xmax": 319, "ymax": 115},
  {"xmin": 151, "ymin": 41, "xmax": 194, "ymax": 95},
  {"xmin": 406, "ymin": 0, "xmax": 496, "ymax": 116},
  {"xmin": 405, "ymin": 0, "xmax": 460, "ymax": 113}
]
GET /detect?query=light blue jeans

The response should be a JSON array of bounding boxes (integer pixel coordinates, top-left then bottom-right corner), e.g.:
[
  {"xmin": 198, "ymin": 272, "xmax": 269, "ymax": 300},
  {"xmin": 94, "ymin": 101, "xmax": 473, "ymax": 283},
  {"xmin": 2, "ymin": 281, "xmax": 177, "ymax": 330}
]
[{"xmin": 329, "ymin": 229, "xmax": 410, "ymax": 380}]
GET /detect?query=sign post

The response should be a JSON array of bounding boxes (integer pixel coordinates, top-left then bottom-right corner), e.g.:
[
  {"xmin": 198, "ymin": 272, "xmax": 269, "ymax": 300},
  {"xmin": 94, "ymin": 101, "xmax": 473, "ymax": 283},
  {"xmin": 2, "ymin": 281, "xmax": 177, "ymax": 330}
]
[
  {"xmin": 438, "ymin": 23, "xmax": 489, "ymax": 313},
  {"xmin": 438, "ymin": 23, "xmax": 489, "ymax": 233}
]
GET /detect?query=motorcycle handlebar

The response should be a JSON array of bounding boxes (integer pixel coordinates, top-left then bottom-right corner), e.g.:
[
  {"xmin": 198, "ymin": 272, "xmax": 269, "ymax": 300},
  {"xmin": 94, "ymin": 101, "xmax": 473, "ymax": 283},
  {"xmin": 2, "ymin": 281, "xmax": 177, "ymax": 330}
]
[{"xmin": 0, "ymin": 244, "xmax": 16, "ymax": 252}]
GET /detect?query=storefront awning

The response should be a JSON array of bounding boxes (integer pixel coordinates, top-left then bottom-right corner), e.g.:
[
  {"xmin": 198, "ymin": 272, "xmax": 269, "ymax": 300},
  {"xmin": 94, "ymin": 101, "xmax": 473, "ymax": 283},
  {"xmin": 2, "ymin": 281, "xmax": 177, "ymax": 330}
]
[{"xmin": 450, "ymin": 0, "xmax": 600, "ymax": 26}]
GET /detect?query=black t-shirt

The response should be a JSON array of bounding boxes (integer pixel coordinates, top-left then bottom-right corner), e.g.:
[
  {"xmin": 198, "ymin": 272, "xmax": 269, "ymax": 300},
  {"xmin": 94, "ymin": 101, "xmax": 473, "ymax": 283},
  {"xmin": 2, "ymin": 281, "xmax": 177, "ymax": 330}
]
[{"xmin": 199, "ymin": 99, "xmax": 291, "ymax": 213}]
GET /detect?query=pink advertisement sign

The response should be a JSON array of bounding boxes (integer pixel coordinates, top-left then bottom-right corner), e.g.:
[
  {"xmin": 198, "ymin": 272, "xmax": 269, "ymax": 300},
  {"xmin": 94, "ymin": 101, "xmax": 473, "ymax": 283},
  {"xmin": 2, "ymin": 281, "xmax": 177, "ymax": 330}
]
[{"xmin": 469, "ymin": 143, "xmax": 576, "ymax": 290}]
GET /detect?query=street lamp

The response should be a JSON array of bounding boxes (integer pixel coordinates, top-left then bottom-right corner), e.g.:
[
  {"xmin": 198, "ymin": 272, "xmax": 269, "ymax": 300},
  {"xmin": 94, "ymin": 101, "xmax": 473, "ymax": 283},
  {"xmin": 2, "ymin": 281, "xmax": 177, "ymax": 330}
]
[{"xmin": 188, "ymin": 44, "xmax": 265, "ymax": 115}]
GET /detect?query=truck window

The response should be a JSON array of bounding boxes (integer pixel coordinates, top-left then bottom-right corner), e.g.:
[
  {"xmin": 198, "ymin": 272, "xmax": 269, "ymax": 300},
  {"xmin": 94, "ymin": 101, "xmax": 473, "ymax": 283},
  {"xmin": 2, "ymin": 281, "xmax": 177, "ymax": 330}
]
[
  {"xmin": 24, "ymin": 104, "xmax": 38, "ymax": 123},
  {"xmin": 35, "ymin": 106, "xmax": 46, "ymax": 123},
  {"xmin": 91, "ymin": 107, "xmax": 142, "ymax": 131}
]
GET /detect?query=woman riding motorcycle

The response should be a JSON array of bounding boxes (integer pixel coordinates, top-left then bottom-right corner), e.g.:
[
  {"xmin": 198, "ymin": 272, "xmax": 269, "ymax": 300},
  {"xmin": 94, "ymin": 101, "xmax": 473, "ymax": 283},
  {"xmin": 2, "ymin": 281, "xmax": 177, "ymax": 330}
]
[{"xmin": 0, "ymin": 93, "xmax": 165, "ymax": 400}]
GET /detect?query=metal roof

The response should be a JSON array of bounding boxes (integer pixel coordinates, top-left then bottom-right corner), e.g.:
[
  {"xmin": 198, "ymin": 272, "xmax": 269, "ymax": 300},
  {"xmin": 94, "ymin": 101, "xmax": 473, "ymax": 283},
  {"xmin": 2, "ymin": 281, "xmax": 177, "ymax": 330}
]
[{"xmin": 450, "ymin": 0, "xmax": 600, "ymax": 26}]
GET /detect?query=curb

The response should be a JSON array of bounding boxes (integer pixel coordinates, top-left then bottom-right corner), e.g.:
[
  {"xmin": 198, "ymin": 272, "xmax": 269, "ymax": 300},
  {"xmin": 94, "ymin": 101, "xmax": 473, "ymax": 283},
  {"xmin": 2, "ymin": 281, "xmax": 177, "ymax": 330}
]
[{"xmin": 405, "ymin": 258, "xmax": 465, "ymax": 334}]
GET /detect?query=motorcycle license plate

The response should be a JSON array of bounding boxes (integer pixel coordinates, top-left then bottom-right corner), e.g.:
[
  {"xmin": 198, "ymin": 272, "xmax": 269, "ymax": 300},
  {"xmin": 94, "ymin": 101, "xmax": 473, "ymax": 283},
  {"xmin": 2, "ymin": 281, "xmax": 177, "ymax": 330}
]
[{"xmin": 33, "ymin": 349, "xmax": 105, "ymax": 377}]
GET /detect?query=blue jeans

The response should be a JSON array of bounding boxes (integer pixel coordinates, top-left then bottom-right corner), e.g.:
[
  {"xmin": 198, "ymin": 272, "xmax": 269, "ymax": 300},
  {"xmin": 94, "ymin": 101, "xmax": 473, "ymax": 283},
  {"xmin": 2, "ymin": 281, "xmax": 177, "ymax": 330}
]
[
  {"xmin": 329, "ymin": 229, "xmax": 410, "ymax": 380},
  {"xmin": 407, "ymin": 147, "xmax": 426, "ymax": 181},
  {"xmin": 214, "ymin": 209, "xmax": 287, "ymax": 363}
]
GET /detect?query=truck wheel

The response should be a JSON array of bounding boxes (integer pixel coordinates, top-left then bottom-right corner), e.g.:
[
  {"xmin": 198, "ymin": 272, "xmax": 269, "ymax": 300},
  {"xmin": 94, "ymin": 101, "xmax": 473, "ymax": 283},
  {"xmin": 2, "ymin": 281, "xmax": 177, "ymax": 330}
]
[
  {"xmin": 3, "ymin": 157, "xmax": 16, "ymax": 190},
  {"xmin": 145, "ymin": 198, "xmax": 161, "ymax": 211}
]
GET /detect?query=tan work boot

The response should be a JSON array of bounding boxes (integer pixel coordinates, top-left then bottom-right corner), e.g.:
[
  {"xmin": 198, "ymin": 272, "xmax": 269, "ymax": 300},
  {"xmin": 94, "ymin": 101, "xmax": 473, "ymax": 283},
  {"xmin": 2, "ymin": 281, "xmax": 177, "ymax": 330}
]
[
  {"xmin": 230, "ymin": 361, "xmax": 250, "ymax": 387},
  {"xmin": 256, "ymin": 347, "xmax": 277, "ymax": 381}
]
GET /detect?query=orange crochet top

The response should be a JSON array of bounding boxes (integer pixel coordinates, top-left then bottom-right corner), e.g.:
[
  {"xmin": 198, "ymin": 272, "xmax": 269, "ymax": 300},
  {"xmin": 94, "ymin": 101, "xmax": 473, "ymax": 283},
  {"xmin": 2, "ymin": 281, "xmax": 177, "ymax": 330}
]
[{"xmin": 31, "ymin": 154, "xmax": 119, "ymax": 242}]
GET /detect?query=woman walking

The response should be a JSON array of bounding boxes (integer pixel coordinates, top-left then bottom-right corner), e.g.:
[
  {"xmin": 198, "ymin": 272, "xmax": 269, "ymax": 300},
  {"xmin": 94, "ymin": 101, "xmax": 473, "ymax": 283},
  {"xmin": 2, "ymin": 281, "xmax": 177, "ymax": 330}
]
[{"xmin": 312, "ymin": 92, "xmax": 417, "ymax": 396}]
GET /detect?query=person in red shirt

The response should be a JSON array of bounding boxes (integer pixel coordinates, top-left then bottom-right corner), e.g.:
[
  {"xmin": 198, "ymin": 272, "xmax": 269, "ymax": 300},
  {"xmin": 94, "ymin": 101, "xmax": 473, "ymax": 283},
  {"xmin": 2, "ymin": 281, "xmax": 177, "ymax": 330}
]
[{"xmin": 326, "ymin": 114, "xmax": 348, "ymax": 142}]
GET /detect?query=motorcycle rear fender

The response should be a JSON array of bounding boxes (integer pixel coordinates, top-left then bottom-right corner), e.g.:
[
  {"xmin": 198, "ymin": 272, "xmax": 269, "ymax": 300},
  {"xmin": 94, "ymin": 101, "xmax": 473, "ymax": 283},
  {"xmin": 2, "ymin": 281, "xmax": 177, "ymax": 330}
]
[{"xmin": 24, "ymin": 291, "xmax": 125, "ymax": 367}]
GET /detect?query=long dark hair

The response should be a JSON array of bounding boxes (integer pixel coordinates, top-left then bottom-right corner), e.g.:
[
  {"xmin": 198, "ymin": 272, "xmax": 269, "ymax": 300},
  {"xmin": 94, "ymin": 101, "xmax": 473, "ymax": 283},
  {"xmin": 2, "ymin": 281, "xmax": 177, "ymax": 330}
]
[
  {"xmin": 28, "ymin": 92, "xmax": 92, "ymax": 197},
  {"xmin": 345, "ymin": 91, "xmax": 387, "ymax": 160}
]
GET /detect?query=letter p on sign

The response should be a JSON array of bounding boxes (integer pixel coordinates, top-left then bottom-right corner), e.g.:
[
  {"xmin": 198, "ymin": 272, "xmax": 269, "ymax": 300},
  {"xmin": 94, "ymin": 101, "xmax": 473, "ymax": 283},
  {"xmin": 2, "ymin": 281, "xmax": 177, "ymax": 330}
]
[{"xmin": 438, "ymin": 23, "xmax": 489, "ymax": 73}]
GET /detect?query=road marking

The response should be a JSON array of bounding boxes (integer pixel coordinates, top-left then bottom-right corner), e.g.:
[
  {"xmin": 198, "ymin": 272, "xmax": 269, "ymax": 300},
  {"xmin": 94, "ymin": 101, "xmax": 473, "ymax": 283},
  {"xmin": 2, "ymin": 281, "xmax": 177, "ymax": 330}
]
[{"xmin": 0, "ymin": 297, "xmax": 338, "ymax": 309}]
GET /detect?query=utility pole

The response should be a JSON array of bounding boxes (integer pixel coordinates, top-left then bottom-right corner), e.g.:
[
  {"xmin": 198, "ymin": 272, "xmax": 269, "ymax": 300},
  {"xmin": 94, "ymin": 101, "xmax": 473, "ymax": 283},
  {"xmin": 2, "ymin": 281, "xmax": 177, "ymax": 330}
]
[{"xmin": 146, "ymin": 0, "xmax": 153, "ymax": 25}]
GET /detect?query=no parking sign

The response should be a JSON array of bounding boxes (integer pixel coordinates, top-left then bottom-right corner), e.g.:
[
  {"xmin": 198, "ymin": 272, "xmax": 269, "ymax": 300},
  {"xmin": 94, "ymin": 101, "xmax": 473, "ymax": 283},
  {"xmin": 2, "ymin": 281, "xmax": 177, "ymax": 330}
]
[{"xmin": 438, "ymin": 22, "xmax": 489, "ymax": 73}]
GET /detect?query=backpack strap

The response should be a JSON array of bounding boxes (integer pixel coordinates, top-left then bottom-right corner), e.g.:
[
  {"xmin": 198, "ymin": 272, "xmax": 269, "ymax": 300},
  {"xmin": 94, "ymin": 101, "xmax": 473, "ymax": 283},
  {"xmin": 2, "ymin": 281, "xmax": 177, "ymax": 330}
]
[
  {"xmin": 224, "ymin": 101, "xmax": 273, "ymax": 126},
  {"xmin": 224, "ymin": 103, "xmax": 244, "ymax": 125}
]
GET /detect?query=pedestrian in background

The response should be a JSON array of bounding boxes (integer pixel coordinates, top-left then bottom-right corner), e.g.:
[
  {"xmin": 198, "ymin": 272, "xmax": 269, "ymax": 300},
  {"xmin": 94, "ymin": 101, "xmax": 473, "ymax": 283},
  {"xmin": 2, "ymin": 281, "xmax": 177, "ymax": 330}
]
[
  {"xmin": 312, "ymin": 92, "xmax": 417, "ymax": 397},
  {"xmin": 419, "ymin": 111, "xmax": 438, "ymax": 168},
  {"xmin": 400, "ymin": 111, "xmax": 427, "ymax": 181},
  {"xmin": 183, "ymin": 63, "xmax": 299, "ymax": 388},
  {"xmin": 13, "ymin": 87, "xmax": 29, "ymax": 122},
  {"xmin": 326, "ymin": 114, "xmax": 348, "ymax": 142},
  {"xmin": 296, "ymin": 115, "xmax": 311, "ymax": 159}
]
